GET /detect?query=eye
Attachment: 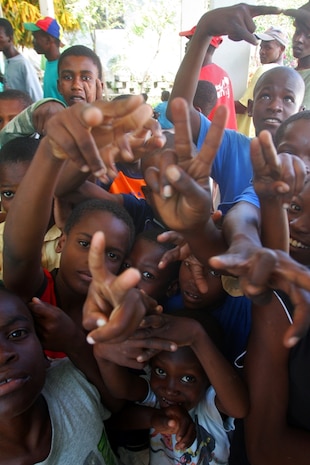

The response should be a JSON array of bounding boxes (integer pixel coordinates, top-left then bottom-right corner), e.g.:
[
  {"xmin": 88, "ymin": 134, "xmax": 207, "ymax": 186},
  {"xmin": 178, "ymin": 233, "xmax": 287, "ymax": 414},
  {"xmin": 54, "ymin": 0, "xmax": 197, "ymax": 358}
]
[
  {"xmin": 141, "ymin": 271, "xmax": 155, "ymax": 281},
  {"xmin": 288, "ymin": 201, "xmax": 301, "ymax": 213},
  {"xmin": 62, "ymin": 74, "xmax": 73, "ymax": 81},
  {"xmin": 8, "ymin": 328, "xmax": 28, "ymax": 340},
  {"xmin": 284, "ymin": 96, "xmax": 294, "ymax": 103},
  {"xmin": 78, "ymin": 240, "xmax": 90, "ymax": 248},
  {"xmin": 122, "ymin": 262, "xmax": 131, "ymax": 270},
  {"xmin": 260, "ymin": 93, "xmax": 271, "ymax": 100},
  {"xmin": 154, "ymin": 366, "xmax": 166, "ymax": 377},
  {"xmin": 1, "ymin": 190, "xmax": 15, "ymax": 199},
  {"xmin": 106, "ymin": 251, "xmax": 120, "ymax": 262},
  {"xmin": 181, "ymin": 374, "xmax": 196, "ymax": 384},
  {"xmin": 82, "ymin": 75, "xmax": 92, "ymax": 82}
]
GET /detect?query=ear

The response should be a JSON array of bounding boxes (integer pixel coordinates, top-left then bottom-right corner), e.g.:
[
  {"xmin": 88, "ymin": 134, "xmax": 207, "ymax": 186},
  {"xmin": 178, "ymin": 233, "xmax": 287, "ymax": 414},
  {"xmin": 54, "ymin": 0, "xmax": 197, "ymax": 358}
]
[
  {"xmin": 166, "ymin": 279, "xmax": 180, "ymax": 298},
  {"xmin": 299, "ymin": 105, "xmax": 306, "ymax": 112},
  {"xmin": 194, "ymin": 105, "xmax": 202, "ymax": 113},
  {"xmin": 56, "ymin": 233, "xmax": 66, "ymax": 253},
  {"xmin": 247, "ymin": 99, "xmax": 254, "ymax": 117}
]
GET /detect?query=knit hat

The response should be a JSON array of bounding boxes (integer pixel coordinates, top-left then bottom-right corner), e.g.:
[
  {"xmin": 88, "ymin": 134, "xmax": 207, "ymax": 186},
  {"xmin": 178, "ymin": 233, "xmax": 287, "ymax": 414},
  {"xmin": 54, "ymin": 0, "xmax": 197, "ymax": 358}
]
[
  {"xmin": 24, "ymin": 17, "xmax": 64, "ymax": 46},
  {"xmin": 255, "ymin": 26, "xmax": 288, "ymax": 47},
  {"xmin": 179, "ymin": 26, "xmax": 223, "ymax": 48}
]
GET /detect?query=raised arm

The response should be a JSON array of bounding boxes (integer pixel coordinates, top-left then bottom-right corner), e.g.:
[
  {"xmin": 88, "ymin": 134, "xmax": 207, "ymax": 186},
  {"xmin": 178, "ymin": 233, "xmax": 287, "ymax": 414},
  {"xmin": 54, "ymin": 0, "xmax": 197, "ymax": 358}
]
[{"xmin": 167, "ymin": 3, "xmax": 281, "ymax": 142}]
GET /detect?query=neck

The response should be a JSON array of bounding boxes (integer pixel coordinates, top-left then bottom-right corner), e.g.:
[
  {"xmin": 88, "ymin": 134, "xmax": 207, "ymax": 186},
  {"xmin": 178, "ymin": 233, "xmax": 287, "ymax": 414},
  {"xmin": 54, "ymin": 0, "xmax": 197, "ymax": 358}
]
[
  {"xmin": 3, "ymin": 45, "xmax": 19, "ymax": 59},
  {"xmin": 296, "ymin": 55, "xmax": 310, "ymax": 70},
  {"xmin": 55, "ymin": 273, "xmax": 85, "ymax": 327},
  {"xmin": 45, "ymin": 48, "xmax": 60, "ymax": 62},
  {"xmin": 0, "ymin": 396, "xmax": 51, "ymax": 464}
]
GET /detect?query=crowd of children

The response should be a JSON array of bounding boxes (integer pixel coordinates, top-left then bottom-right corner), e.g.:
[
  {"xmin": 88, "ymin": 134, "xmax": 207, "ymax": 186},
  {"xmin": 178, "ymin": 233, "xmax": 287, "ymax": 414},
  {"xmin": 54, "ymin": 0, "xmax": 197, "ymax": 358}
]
[{"xmin": 2, "ymin": 3, "xmax": 310, "ymax": 465}]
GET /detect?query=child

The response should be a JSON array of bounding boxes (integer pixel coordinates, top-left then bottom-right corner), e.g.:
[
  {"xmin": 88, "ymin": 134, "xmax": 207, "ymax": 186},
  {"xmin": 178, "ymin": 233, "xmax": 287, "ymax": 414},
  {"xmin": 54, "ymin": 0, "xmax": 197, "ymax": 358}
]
[
  {"xmin": 2, "ymin": 96, "xmax": 152, "ymax": 329},
  {"xmin": 153, "ymin": 90, "xmax": 174, "ymax": 130},
  {"xmin": 57, "ymin": 44, "xmax": 105, "ymax": 106},
  {"xmin": 0, "ymin": 137, "xmax": 62, "ymax": 278},
  {"xmin": 193, "ymin": 80, "xmax": 217, "ymax": 118},
  {"xmin": 0, "ymin": 285, "xmax": 118, "ymax": 465},
  {"xmin": 122, "ymin": 228, "xmax": 180, "ymax": 305},
  {"xmin": 0, "ymin": 89, "xmax": 33, "ymax": 130}
]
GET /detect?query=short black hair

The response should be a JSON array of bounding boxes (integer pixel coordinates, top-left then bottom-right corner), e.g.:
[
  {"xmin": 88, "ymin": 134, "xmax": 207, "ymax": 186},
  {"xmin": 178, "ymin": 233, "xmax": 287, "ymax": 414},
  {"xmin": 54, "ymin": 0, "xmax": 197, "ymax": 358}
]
[
  {"xmin": 64, "ymin": 198, "xmax": 135, "ymax": 252},
  {"xmin": 0, "ymin": 89, "xmax": 33, "ymax": 107},
  {"xmin": 161, "ymin": 90, "xmax": 170, "ymax": 101},
  {"xmin": 274, "ymin": 110, "xmax": 310, "ymax": 148},
  {"xmin": 0, "ymin": 137, "xmax": 40, "ymax": 165},
  {"xmin": 0, "ymin": 18, "xmax": 14, "ymax": 37},
  {"xmin": 58, "ymin": 45, "xmax": 103, "ymax": 80}
]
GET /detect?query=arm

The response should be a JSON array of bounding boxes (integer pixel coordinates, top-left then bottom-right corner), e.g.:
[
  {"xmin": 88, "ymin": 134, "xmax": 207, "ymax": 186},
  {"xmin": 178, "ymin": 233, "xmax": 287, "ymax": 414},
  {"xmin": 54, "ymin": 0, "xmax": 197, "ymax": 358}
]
[
  {"xmin": 167, "ymin": 4, "xmax": 281, "ymax": 143},
  {"xmin": 244, "ymin": 292, "xmax": 310, "ymax": 465},
  {"xmin": 0, "ymin": 98, "xmax": 65, "ymax": 146}
]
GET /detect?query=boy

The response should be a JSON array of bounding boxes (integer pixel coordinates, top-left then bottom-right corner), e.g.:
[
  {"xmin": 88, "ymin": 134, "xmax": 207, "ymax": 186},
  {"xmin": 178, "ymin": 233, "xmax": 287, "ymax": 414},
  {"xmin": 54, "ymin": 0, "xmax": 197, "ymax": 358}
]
[
  {"xmin": 0, "ymin": 137, "xmax": 62, "ymax": 278},
  {"xmin": 0, "ymin": 89, "xmax": 33, "ymax": 130},
  {"xmin": 2, "ymin": 96, "xmax": 152, "ymax": 328},
  {"xmin": 0, "ymin": 18, "xmax": 43, "ymax": 101},
  {"xmin": 24, "ymin": 16, "xmax": 66, "ymax": 103},
  {"xmin": 0, "ymin": 285, "xmax": 118, "ymax": 465}
]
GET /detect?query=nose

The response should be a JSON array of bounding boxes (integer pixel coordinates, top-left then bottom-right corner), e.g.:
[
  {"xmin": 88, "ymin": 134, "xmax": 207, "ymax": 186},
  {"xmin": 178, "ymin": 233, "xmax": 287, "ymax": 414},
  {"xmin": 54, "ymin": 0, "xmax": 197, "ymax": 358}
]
[
  {"xmin": 267, "ymin": 97, "xmax": 283, "ymax": 113},
  {"xmin": 71, "ymin": 76, "xmax": 83, "ymax": 90},
  {"xmin": 164, "ymin": 377, "xmax": 180, "ymax": 396},
  {"xmin": 289, "ymin": 214, "xmax": 310, "ymax": 235},
  {"xmin": 0, "ymin": 339, "xmax": 17, "ymax": 366}
]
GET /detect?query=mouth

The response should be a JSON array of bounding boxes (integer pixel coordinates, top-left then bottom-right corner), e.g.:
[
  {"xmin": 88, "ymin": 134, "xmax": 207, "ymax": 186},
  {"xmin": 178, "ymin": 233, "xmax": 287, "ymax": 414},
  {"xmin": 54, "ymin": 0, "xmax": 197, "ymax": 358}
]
[
  {"xmin": 183, "ymin": 289, "xmax": 202, "ymax": 304},
  {"xmin": 289, "ymin": 237, "xmax": 310, "ymax": 250},
  {"xmin": 78, "ymin": 271, "xmax": 92, "ymax": 283},
  {"xmin": 0, "ymin": 376, "xmax": 30, "ymax": 396},
  {"xmin": 69, "ymin": 95, "xmax": 85, "ymax": 103},
  {"xmin": 161, "ymin": 397, "xmax": 183, "ymax": 407},
  {"xmin": 263, "ymin": 117, "xmax": 282, "ymax": 126}
]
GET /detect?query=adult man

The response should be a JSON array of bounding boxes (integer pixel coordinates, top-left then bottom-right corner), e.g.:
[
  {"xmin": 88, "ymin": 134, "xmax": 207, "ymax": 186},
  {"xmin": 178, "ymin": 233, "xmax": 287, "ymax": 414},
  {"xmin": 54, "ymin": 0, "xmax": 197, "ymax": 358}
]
[
  {"xmin": 24, "ymin": 17, "xmax": 66, "ymax": 104},
  {"xmin": 235, "ymin": 26, "xmax": 288, "ymax": 137},
  {"xmin": 289, "ymin": 2, "xmax": 310, "ymax": 110},
  {"xmin": 0, "ymin": 18, "xmax": 43, "ymax": 102},
  {"xmin": 179, "ymin": 26, "xmax": 237, "ymax": 130}
]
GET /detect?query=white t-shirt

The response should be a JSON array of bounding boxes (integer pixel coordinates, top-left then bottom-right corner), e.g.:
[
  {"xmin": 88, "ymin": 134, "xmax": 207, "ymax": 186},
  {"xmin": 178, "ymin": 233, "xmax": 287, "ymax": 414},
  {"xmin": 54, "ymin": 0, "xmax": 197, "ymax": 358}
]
[{"xmin": 38, "ymin": 359, "xmax": 118, "ymax": 465}]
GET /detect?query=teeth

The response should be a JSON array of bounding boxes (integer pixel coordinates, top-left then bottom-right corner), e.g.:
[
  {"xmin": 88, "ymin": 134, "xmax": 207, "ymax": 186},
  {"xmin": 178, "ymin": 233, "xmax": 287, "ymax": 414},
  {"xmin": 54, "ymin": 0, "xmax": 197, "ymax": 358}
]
[
  {"xmin": 0, "ymin": 378, "xmax": 12, "ymax": 386},
  {"xmin": 290, "ymin": 237, "xmax": 310, "ymax": 249}
]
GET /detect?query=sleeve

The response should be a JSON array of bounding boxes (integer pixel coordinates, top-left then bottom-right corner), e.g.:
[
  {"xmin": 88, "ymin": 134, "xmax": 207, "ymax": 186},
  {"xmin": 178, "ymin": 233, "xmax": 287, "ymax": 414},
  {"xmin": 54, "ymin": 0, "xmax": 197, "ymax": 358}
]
[{"xmin": 0, "ymin": 98, "xmax": 66, "ymax": 147}]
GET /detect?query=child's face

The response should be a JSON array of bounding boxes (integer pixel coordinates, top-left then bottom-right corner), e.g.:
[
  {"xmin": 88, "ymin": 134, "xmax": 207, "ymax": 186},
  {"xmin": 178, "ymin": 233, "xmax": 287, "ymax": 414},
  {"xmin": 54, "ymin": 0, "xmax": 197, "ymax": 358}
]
[
  {"xmin": 0, "ymin": 161, "xmax": 30, "ymax": 213},
  {"xmin": 293, "ymin": 22, "xmax": 310, "ymax": 60},
  {"xmin": 58, "ymin": 210, "xmax": 131, "ymax": 296},
  {"xmin": 0, "ymin": 27, "xmax": 10, "ymax": 53},
  {"xmin": 259, "ymin": 40, "xmax": 283, "ymax": 65},
  {"xmin": 276, "ymin": 118, "xmax": 310, "ymax": 172},
  {"xmin": 179, "ymin": 260, "xmax": 225, "ymax": 310},
  {"xmin": 122, "ymin": 237, "xmax": 174, "ymax": 300},
  {"xmin": 57, "ymin": 55, "xmax": 100, "ymax": 106},
  {"xmin": 150, "ymin": 347, "xmax": 209, "ymax": 411},
  {"xmin": 251, "ymin": 69, "xmax": 303, "ymax": 140},
  {"xmin": 287, "ymin": 180, "xmax": 310, "ymax": 266},
  {"xmin": 0, "ymin": 291, "xmax": 47, "ymax": 418},
  {"xmin": 0, "ymin": 100, "xmax": 27, "ymax": 130}
]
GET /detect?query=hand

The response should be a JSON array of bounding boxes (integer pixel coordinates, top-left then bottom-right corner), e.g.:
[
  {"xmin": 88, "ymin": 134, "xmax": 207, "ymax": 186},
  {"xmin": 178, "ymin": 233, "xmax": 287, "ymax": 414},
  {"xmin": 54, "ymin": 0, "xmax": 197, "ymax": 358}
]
[
  {"xmin": 145, "ymin": 98, "xmax": 226, "ymax": 233},
  {"xmin": 32, "ymin": 100, "xmax": 65, "ymax": 136},
  {"xmin": 45, "ymin": 95, "xmax": 153, "ymax": 182},
  {"xmin": 83, "ymin": 230, "xmax": 161, "ymax": 344},
  {"xmin": 251, "ymin": 130, "xmax": 306, "ymax": 203},
  {"xmin": 128, "ymin": 116, "xmax": 166, "ymax": 160},
  {"xmin": 199, "ymin": 4, "xmax": 282, "ymax": 45},
  {"xmin": 151, "ymin": 405, "xmax": 196, "ymax": 450},
  {"xmin": 284, "ymin": 5, "xmax": 310, "ymax": 29},
  {"xmin": 29, "ymin": 297, "xmax": 79, "ymax": 352}
]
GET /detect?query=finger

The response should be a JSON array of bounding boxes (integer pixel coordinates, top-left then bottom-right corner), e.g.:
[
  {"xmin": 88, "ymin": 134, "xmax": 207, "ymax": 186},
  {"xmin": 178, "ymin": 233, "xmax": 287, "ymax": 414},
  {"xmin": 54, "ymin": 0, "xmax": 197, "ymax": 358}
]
[
  {"xmin": 283, "ymin": 288, "xmax": 310, "ymax": 348},
  {"xmin": 169, "ymin": 97, "xmax": 194, "ymax": 163},
  {"xmin": 194, "ymin": 105, "xmax": 227, "ymax": 175}
]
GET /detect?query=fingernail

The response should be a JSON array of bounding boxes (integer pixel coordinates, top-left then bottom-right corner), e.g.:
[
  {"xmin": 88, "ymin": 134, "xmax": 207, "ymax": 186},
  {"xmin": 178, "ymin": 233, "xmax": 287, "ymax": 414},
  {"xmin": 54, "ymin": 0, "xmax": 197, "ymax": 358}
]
[
  {"xmin": 80, "ymin": 164, "xmax": 90, "ymax": 172},
  {"xmin": 87, "ymin": 335, "xmax": 95, "ymax": 345},
  {"xmin": 282, "ymin": 203, "xmax": 289, "ymax": 210},
  {"xmin": 96, "ymin": 318, "xmax": 106, "ymax": 327},
  {"xmin": 162, "ymin": 185, "xmax": 173, "ymax": 199},
  {"xmin": 287, "ymin": 336, "xmax": 299, "ymax": 347},
  {"xmin": 94, "ymin": 168, "xmax": 106, "ymax": 178},
  {"xmin": 166, "ymin": 165, "xmax": 181, "ymax": 181}
]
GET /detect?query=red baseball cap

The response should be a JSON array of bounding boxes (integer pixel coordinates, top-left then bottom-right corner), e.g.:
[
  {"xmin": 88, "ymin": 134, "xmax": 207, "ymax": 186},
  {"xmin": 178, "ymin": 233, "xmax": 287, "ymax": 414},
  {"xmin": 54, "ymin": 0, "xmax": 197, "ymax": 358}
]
[
  {"xmin": 24, "ymin": 17, "xmax": 64, "ymax": 46},
  {"xmin": 179, "ymin": 26, "xmax": 223, "ymax": 48}
]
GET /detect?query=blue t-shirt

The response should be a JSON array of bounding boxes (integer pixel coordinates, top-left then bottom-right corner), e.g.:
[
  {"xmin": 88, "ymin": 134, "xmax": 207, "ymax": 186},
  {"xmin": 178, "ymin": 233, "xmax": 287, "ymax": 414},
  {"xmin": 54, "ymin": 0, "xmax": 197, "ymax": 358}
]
[
  {"xmin": 44, "ymin": 60, "xmax": 66, "ymax": 104},
  {"xmin": 154, "ymin": 101, "xmax": 174, "ymax": 129},
  {"xmin": 197, "ymin": 113, "xmax": 260, "ymax": 212}
]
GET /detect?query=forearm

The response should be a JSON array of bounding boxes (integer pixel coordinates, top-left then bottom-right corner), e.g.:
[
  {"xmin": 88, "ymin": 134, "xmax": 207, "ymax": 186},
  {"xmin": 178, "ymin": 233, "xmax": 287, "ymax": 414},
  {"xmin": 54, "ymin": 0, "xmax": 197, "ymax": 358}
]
[
  {"xmin": 191, "ymin": 323, "xmax": 248, "ymax": 418},
  {"xmin": 94, "ymin": 353, "xmax": 148, "ymax": 402},
  {"xmin": 259, "ymin": 197, "xmax": 289, "ymax": 252},
  {"xmin": 3, "ymin": 137, "xmax": 65, "ymax": 295}
]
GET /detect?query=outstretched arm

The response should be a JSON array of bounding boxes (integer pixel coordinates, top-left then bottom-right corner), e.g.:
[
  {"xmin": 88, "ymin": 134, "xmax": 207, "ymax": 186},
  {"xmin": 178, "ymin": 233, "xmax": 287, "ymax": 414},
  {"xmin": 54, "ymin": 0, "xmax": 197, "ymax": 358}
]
[{"xmin": 167, "ymin": 3, "xmax": 281, "ymax": 142}]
